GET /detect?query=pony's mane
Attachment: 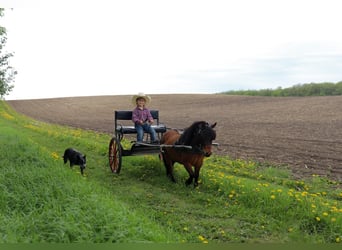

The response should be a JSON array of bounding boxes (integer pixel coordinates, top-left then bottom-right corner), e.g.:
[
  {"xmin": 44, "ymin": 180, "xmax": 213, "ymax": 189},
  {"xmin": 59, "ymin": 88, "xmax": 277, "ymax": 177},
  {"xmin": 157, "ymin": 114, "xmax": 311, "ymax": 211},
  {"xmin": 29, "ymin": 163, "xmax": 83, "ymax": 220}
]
[{"xmin": 178, "ymin": 121, "xmax": 215, "ymax": 145}]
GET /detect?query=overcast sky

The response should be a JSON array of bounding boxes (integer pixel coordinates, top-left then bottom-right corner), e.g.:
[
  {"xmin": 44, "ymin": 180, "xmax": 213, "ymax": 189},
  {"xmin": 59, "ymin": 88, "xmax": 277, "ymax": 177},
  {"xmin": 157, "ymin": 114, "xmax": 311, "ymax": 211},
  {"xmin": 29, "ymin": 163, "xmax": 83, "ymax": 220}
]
[{"xmin": 2, "ymin": 0, "xmax": 342, "ymax": 100}]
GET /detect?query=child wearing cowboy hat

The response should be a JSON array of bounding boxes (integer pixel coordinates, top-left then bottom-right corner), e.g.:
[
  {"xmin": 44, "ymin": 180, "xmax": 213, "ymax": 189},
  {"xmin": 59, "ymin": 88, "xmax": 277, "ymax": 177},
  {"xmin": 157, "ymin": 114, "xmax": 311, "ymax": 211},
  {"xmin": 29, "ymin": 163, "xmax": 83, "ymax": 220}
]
[{"xmin": 132, "ymin": 93, "xmax": 158, "ymax": 143}]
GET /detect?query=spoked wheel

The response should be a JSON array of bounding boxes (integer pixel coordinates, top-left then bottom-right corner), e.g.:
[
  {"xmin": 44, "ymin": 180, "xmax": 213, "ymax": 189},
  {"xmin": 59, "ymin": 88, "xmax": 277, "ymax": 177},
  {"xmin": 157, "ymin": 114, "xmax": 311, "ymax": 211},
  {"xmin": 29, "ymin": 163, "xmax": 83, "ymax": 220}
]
[{"xmin": 108, "ymin": 137, "xmax": 122, "ymax": 174}]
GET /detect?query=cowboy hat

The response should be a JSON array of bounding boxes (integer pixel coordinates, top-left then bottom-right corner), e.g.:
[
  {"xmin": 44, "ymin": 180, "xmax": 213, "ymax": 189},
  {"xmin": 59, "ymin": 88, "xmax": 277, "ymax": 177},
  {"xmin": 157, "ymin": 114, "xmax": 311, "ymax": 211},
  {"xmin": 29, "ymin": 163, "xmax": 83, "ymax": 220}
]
[{"xmin": 132, "ymin": 92, "xmax": 151, "ymax": 105}]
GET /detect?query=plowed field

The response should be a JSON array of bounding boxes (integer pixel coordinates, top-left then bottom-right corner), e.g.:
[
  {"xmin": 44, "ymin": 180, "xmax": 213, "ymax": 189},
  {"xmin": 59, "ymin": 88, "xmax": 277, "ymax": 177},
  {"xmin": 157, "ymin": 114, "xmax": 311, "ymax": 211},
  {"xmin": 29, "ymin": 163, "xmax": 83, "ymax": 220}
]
[{"xmin": 7, "ymin": 94, "xmax": 342, "ymax": 182}]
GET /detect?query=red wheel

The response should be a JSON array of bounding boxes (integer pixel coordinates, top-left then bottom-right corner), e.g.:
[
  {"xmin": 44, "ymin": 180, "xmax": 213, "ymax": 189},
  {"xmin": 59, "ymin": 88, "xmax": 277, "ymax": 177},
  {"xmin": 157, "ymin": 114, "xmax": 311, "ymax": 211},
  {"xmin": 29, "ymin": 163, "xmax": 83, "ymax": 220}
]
[{"xmin": 108, "ymin": 137, "xmax": 122, "ymax": 174}]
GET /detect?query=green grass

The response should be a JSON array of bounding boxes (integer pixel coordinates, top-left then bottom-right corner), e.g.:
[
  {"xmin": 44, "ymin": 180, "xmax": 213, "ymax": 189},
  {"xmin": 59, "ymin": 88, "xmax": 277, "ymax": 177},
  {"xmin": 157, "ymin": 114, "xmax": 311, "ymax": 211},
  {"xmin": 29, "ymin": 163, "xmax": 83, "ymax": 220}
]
[{"xmin": 0, "ymin": 101, "xmax": 341, "ymax": 243}]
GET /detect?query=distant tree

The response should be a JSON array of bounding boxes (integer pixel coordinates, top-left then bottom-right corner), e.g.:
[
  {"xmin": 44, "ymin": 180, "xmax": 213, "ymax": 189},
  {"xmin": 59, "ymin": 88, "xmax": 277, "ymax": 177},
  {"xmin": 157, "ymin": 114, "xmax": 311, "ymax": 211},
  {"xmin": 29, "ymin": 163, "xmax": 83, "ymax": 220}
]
[
  {"xmin": 221, "ymin": 81, "xmax": 342, "ymax": 96},
  {"xmin": 0, "ymin": 8, "xmax": 17, "ymax": 98}
]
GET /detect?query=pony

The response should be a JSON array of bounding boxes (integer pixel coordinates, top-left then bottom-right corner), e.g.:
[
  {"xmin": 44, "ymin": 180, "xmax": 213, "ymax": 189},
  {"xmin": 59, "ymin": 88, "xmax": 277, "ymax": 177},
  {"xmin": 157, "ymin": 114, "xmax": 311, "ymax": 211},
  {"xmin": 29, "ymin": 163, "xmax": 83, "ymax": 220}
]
[{"xmin": 160, "ymin": 121, "xmax": 217, "ymax": 187}]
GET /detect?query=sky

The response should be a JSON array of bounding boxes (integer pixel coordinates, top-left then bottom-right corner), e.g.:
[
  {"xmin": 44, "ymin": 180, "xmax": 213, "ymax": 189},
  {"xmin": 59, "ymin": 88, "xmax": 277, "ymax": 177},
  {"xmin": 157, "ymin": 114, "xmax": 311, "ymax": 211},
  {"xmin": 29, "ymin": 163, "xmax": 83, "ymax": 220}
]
[{"xmin": 2, "ymin": 0, "xmax": 342, "ymax": 100}]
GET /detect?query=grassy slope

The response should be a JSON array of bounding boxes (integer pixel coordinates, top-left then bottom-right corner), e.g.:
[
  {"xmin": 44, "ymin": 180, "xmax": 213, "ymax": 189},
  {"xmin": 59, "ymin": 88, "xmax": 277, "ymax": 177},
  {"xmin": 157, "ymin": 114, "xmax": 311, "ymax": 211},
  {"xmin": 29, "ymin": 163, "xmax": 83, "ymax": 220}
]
[
  {"xmin": 0, "ymin": 101, "xmax": 341, "ymax": 243},
  {"xmin": 0, "ymin": 102, "xmax": 181, "ymax": 243}
]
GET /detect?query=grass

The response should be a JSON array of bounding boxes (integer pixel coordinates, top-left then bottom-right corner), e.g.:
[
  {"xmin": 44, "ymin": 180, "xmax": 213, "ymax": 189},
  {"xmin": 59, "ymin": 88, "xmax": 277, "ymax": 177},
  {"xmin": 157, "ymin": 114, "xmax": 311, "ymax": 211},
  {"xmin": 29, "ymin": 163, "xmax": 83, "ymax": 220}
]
[{"xmin": 0, "ymin": 100, "xmax": 341, "ymax": 243}]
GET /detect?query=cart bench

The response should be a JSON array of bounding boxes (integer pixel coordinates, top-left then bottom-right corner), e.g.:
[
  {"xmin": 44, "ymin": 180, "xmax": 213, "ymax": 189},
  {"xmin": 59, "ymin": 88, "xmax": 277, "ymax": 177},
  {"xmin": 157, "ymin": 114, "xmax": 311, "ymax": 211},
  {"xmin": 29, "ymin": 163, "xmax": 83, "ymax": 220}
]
[{"xmin": 114, "ymin": 110, "xmax": 167, "ymax": 138}]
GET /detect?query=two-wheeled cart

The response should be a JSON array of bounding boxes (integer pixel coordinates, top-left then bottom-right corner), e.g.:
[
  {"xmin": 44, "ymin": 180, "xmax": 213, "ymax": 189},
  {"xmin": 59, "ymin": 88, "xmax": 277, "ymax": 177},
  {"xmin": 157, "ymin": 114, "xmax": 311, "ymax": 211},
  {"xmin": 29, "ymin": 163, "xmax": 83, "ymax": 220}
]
[{"xmin": 108, "ymin": 110, "xmax": 167, "ymax": 174}]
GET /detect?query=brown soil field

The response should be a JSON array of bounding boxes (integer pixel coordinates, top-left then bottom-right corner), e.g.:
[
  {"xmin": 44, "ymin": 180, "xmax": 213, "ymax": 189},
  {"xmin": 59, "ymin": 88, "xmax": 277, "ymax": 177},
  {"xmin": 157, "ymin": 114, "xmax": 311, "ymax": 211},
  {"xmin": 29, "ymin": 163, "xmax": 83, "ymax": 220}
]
[{"xmin": 7, "ymin": 94, "xmax": 342, "ymax": 183}]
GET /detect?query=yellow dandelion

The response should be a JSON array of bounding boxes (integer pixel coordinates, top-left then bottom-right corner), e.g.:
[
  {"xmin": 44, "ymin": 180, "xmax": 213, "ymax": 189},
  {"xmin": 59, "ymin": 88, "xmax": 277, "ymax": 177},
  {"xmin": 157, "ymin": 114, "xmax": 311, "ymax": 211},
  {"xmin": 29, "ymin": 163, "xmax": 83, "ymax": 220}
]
[
  {"xmin": 315, "ymin": 217, "xmax": 321, "ymax": 221},
  {"xmin": 1, "ymin": 111, "xmax": 14, "ymax": 120},
  {"xmin": 51, "ymin": 152, "xmax": 60, "ymax": 160},
  {"xmin": 322, "ymin": 212, "xmax": 328, "ymax": 216},
  {"xmin": 331, "ymin": 217, "xmax": 336, "ymax": 222},
  {"xmin": 270, "ymin": 195, "xmax": 276, "ymax": 199},
  {"xmin": 336, "ymin": 237, "xmax": 341, "ymax": 243},
  {"xmin": 198, "ymin": 235, "xmax": 207, "ymax": 242},
  {"xmin": 331, "ymin": 206, "xmax": 338, "ymax": 212}
]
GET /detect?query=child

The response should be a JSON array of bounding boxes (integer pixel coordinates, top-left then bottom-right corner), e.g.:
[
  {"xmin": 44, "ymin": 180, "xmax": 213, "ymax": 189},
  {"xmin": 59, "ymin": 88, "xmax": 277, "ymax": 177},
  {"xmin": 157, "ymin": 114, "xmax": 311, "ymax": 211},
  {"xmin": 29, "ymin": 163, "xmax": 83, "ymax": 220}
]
[{"xmin": 132, "ymin": 93, "xmax": 158, "ymax": 143}]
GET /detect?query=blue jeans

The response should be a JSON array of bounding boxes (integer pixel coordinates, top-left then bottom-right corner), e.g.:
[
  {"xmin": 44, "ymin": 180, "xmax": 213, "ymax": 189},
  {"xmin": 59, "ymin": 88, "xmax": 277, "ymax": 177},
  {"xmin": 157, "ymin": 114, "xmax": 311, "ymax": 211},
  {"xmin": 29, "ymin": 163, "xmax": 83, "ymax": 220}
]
[{"xmin": 135, "ymin": 123, "xmax": 157, "ymax": 142}]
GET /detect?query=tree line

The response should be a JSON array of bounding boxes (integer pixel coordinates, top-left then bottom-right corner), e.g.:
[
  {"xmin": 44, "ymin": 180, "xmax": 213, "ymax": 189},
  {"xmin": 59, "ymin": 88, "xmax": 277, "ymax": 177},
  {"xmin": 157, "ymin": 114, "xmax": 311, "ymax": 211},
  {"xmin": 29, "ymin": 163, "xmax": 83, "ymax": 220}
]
[{"xmin": 221, "ymin": 81, "xmax": 342, "ymax": 97}]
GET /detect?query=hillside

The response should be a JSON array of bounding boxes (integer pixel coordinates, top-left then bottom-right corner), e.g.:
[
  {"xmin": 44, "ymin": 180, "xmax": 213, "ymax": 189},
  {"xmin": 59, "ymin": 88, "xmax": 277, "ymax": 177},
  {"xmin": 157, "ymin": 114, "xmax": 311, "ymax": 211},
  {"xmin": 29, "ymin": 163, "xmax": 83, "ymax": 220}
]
[{"xmin": 1, "ymin": 100, "xmax": 342, "ymax": 243}]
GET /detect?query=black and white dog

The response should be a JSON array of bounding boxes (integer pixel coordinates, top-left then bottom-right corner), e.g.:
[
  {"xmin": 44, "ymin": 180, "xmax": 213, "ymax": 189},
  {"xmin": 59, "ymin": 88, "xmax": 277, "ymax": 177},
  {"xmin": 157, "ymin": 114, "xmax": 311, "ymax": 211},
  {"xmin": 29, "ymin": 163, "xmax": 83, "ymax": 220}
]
[{"xmin": 63, "ymin": 148, "xmax": 86, "ymax": 175}]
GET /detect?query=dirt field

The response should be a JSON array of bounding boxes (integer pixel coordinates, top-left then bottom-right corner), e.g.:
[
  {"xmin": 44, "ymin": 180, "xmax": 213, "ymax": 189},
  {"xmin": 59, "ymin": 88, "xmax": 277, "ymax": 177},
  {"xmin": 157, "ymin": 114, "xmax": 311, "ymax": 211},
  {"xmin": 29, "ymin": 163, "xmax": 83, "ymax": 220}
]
[{"xmin": 7, "ymin": 94, "xmax": 342, "ymax": 183}]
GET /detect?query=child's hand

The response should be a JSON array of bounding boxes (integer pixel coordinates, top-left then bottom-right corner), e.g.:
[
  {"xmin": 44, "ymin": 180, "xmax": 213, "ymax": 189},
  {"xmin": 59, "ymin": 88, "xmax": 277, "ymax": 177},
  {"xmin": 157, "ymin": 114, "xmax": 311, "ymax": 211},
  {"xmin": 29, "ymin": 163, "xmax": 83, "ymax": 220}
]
[{"xmin": 149, "ymin": 119, "xmax": 154, "ymax": 124}]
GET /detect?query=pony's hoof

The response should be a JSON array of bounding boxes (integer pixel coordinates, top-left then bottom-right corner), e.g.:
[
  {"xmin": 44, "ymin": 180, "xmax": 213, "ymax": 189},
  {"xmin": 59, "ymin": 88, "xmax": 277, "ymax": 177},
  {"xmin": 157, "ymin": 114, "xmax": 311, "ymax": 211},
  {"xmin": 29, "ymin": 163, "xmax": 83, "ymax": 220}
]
[
  {"xmin": 185, "ymin": 179, "xmax": 193, "ymax": 186},
  {"xmin": 167, "ymin": 174, "xmax": 176, "ymax": 183}
]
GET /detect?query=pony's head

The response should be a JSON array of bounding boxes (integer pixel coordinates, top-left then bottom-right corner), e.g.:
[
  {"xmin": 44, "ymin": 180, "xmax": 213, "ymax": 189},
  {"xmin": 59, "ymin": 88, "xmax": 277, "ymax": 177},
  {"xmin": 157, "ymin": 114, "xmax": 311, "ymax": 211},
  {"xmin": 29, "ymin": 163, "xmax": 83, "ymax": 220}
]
[{"xmin": 179, "ymin": 121, "xmax": 217, "ymax": 157}]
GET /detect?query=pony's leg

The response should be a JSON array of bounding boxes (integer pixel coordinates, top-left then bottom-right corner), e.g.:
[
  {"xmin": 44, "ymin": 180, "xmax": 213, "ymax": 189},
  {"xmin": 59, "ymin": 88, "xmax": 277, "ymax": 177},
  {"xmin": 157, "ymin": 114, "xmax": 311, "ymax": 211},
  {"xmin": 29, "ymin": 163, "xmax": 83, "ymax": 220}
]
[
  {"xmin": 166, "ymin": 162, "xmax": 176, "ymax": 183},
  {"xmin": 193, "ymin": 165, "xmax": 202, "ymax": 187},
  {"xmin": 183, "ymin": 163, "xmax": 194, "ymax": 186},
  {"xmin": 162, "ymin": 153, "xmax": 176, "ymax": 183}
]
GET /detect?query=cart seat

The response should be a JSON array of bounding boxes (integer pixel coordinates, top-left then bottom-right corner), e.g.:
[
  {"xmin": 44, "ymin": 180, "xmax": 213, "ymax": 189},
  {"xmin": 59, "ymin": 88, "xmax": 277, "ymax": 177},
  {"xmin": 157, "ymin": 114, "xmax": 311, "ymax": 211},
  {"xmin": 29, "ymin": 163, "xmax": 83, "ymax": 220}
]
[{"xmin": 114, "ymin": 110, "xmax": 166, "ymax": 135}]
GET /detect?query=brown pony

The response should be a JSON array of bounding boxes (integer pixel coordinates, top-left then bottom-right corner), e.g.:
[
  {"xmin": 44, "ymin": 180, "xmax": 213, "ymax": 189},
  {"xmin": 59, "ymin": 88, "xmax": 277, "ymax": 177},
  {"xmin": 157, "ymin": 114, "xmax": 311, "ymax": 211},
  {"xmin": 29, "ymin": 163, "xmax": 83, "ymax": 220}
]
[{"xmin": 160, "ymin": 121, "xmax": 217, "ymax": 187}]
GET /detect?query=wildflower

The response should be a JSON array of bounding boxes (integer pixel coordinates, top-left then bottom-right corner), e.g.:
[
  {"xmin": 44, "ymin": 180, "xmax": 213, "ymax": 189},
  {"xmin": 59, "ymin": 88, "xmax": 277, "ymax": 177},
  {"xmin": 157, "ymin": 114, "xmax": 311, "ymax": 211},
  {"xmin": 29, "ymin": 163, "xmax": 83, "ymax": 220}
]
[
  {"xmin": 336, "ymin": 237, "xmax": 341, "ymax": 243},
  {"xmin": 322, "ymin": 212, "xmax": 328, "ymax": 217},
  {"xmin": 1, "ymin": 111, "xmax": 14, "ymax": 120},
  {"xmin": 315, "ymin": 217, "xmax": 321, "ymax": 221},
  {"xmin": 331, "ymin": 218, "xmax": 336, "ymax": 222},
  {"xmin": 198, "ymin": 235, "xmax": 208, "ymax": 243},
  {"xmin": 270, "ymin": 195, "xmax": 276, "ymax": 199},
  {"xmin": 331, "ymin": 206, "xmax": 338, "ymax": 212},
  {"xmin": 301, "ymin": 191, "xmax": 308, "ymax": 197},
  {"xmin": 51, "ymin": 152, "xmax": 60, "ymax": 160}
]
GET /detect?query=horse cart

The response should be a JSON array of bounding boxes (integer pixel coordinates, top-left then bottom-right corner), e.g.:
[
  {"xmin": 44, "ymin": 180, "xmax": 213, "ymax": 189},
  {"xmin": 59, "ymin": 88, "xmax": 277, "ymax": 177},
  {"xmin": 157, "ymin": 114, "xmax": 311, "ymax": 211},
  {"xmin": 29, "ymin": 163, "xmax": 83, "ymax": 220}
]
[
  {"xmin": 108, "ymin": 109, "xmax": 217, "ymax": 186},
  {"xmin": 108, "ymin": 110, "xmax": 168, "ymax": 174}
]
